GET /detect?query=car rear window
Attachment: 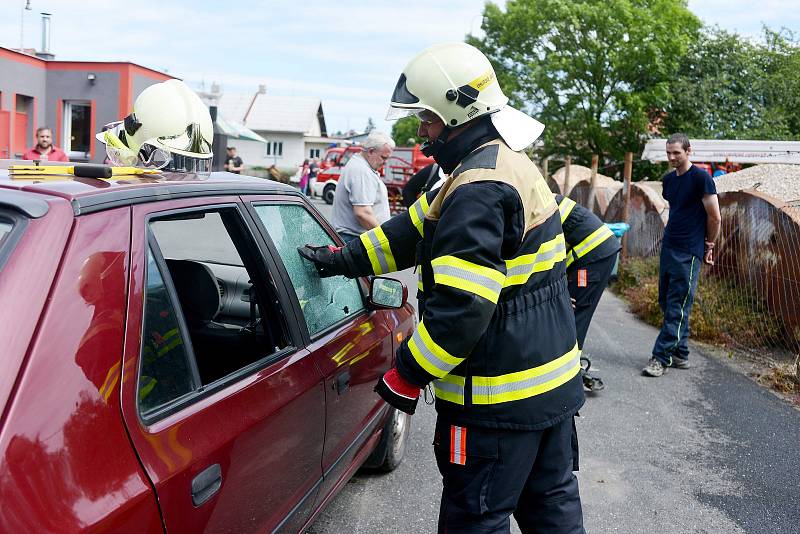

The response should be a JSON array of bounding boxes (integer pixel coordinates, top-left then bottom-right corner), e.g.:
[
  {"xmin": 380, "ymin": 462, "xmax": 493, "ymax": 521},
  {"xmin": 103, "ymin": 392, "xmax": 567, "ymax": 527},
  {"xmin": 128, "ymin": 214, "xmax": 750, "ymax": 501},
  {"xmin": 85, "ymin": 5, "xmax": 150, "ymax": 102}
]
[
  {"xmin": 0, "ymin": 220, "xmax": 12, "ymax": 245},
  {"xmin": 0, "ymin": 214, "xmax": 21, "ymax": 273}
]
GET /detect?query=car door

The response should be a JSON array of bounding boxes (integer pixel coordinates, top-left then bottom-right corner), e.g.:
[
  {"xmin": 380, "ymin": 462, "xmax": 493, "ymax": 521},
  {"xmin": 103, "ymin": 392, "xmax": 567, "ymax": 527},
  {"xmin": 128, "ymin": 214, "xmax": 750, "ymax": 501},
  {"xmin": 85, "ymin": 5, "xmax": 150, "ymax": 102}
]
[
  {"xmin": 120, "ymin": 196, "xmax": 325, "ymax": 533},
  {"xmin": 245, "ymin": 196, "xmax": 393, "ymax": 501}
]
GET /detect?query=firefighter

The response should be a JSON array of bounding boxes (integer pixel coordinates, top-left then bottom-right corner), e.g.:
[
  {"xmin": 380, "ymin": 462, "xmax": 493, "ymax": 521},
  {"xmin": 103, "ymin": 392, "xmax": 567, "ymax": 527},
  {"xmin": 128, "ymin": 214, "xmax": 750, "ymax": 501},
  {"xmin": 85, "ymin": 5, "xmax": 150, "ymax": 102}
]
[
  {"xmin": 299, "ymin": 42, "xmax": 585, "ymax": 533},
  {"xmin": 556, "ymin": 194, "xmax": 621, "ymax": 391}
]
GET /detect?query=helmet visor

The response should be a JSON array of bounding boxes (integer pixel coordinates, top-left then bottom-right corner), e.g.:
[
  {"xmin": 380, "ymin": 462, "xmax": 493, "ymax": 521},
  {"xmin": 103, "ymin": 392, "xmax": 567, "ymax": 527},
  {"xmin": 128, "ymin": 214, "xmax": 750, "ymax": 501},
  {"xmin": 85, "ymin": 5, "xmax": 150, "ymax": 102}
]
[
  {"xmin": 385, "ymin": 106, "xmax": 424, "ymax": 121},
  {"xmin": 390, "ymin": 73, "xmax": 420, "ymax": 106}
]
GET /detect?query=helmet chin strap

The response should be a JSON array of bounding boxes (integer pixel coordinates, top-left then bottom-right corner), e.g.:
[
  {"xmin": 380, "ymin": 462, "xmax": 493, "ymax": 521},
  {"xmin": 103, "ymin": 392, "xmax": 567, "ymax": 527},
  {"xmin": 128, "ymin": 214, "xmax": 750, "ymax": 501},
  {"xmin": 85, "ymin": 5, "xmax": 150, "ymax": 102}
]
[{"xmin": 421, "ymin": 126, "xmax": 452, "ymax": 158}]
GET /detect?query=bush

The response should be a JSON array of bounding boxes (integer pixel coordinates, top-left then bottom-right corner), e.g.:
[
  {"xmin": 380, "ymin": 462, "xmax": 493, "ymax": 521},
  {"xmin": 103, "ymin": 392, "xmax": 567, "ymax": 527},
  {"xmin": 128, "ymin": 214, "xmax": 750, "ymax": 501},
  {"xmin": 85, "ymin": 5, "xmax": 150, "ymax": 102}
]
[{"xmin": 612, "ymin": 257, "xmax": 786, "ymax": 349}]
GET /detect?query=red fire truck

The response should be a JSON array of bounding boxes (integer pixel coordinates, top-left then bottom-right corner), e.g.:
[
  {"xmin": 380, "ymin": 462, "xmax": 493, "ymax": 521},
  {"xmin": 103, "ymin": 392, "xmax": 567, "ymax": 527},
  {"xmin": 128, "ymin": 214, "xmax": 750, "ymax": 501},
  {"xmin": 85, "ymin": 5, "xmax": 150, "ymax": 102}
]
[{"xmin": 311, "ymin": 144, "xmax": 434, "ymax": 213}]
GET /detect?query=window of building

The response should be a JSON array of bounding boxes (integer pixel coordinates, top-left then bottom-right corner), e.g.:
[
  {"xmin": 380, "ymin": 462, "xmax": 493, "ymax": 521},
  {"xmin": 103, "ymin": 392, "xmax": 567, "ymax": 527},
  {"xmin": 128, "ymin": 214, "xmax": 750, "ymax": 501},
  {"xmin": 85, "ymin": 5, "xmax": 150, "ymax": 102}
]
[
  {"xmin": 63, "ymin": 101, "xmax": 91, "ymax": 159},
  {"xmin": 139, "ymin": 206, "xmax": 292, "ymax": 420},
  {"xmin": 265, "ymin": 141, "xmax": 283, "ymax": 157},
  {"xmin": 309, "ymin": 148, "xmax": 320, "ymax": 159},
  {"xmin": 253, "ymin": 204, "xmax": 365, "ymax": 335}
]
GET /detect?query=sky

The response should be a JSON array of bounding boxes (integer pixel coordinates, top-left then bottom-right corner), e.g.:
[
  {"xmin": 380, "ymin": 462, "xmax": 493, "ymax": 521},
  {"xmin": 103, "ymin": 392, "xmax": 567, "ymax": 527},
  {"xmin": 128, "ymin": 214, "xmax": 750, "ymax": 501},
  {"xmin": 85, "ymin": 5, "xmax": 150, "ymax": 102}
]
[{"xmin": 1, "ymin": 0, "xmax": 798, "ymax": 136}]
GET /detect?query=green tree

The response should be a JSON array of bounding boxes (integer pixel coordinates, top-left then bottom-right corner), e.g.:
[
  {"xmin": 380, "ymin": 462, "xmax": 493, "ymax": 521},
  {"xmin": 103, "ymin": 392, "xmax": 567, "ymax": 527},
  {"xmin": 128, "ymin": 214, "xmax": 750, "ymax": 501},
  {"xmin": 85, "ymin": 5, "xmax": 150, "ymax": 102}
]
[
  {"xmin": 665, "ymin": 27, "xmax": 800, "ymax": 140},
  {"xmin": 469, "ymin": 0, "xmax": 701, "ymax": 167},
  {"xmin": 391, "ymin": 116, "xmax": 423, "ymax": 146}
]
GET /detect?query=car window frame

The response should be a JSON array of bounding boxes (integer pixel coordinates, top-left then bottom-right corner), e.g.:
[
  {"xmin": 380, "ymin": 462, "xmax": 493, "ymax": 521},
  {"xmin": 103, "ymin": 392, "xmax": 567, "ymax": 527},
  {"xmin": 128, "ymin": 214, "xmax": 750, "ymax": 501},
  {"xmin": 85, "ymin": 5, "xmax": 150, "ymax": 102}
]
[
  {"xmin": 0, "ymin": 209, "xmax": 30, "ymax": 273},
  {"xmin": 136, "ymin": 201, "xmax": 302, "ymax": 424},
  {"xmin": 242, "ymin": 196, "xmax": 371, "ymax": 346}
]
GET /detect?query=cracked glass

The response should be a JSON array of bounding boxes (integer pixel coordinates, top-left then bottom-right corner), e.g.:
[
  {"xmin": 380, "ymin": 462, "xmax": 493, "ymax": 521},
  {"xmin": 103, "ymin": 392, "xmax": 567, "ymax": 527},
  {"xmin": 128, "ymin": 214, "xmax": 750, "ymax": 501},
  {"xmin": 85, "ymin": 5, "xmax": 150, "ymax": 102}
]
[{"xmin": 254, "ymin": 204, "xmax": 365, "ymax": 335}]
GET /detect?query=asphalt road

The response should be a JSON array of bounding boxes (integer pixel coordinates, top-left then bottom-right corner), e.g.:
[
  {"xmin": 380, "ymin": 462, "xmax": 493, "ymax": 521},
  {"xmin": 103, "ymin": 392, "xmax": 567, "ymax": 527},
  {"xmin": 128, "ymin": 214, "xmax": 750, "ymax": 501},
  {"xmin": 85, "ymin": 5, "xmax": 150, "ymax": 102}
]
[{"xmin": 307, "ymin": 198, "xmax": 800, "ymax": 534}]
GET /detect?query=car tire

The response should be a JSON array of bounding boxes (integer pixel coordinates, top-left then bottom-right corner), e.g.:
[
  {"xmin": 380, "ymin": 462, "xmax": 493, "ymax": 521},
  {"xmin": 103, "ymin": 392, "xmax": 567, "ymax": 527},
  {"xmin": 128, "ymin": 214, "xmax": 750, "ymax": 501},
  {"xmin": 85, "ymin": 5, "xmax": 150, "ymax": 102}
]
[
  {"xmin": 323, "ymin": 184, "xmax": 336, "ymax": 204},
  {"xmin": 362, "ymin": 407, "xmax": 410, "ymax": 472}
]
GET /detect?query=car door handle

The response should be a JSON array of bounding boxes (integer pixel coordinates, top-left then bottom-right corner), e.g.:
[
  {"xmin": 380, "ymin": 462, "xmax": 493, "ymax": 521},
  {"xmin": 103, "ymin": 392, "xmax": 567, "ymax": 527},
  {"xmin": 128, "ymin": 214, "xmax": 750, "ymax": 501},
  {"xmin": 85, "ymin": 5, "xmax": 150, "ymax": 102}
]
[
  {"xmin": 334, "ymin": 370, "xmax": 350, "ymax": 394},
  {"xmin": 192, "ymin": 464, "xmax": 222, "ymax": 507}
]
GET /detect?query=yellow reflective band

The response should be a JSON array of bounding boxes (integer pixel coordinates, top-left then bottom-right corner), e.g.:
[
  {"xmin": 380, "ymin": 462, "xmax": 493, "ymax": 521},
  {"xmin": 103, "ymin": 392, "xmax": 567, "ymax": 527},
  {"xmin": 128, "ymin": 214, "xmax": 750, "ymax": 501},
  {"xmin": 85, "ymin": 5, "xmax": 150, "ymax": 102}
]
[
  {"xmin": 408, "ymin": 321, "xmax": 465, "ymax": 378},
  {"xmin": 572, "ymin": 225, "xmax": 615, "ymax": 261},
  {"xmin": 359, "ymin": 226, "xmax": 397, "ymax": 274},
  {"xmin": 417, "ymin": 268, "xmax": 424, "ymax": 292},
  {"xmin": 504, "ymin": 234, "xmax": 567, "ymax": 287},
  {"xmin": 409, "ymin": 195, "xmax": 429, "ymax": 236},
  {"xmin": 432, "ymin": 255, "xmax": 506, "ymax": 304},
  {"xmin": 467, "ymin": 70, "xmax": 496, "ymax": 91},
  {"xmin": 139, "ymin": 377, "xmax": 157, "ymax": 400},
  {"xmin": 433, "ymin": 374, "xmax": 466, "ymax": 405},
  {"xmin": 558, "ymin": 197, "xmax": 576, "ymax": 223},
  {"xmin": 471, "ymin": 343, "xmax": 581, "ymax": 404}
]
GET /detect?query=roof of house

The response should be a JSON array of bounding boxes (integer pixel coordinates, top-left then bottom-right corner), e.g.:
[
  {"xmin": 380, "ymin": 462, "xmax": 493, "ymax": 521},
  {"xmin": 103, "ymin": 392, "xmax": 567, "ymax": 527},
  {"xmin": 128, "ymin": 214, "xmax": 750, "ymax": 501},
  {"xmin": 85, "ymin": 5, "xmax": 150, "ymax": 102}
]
[{"xmin": 217, "ymin": 93, "xmax": 327, "ymax": 136}]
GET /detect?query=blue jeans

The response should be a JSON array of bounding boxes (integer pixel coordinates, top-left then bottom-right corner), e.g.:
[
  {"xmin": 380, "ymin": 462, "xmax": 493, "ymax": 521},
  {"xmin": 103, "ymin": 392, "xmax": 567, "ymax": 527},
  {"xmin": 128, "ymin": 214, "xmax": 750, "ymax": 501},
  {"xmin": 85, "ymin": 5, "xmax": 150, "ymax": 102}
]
[
  {"xmin": 338, "ymin": 231, "xmax": 360, "ymax": 244},
  {"xmin": 652, "ymin": 246, "xmax": 701, "ymax": 365}
]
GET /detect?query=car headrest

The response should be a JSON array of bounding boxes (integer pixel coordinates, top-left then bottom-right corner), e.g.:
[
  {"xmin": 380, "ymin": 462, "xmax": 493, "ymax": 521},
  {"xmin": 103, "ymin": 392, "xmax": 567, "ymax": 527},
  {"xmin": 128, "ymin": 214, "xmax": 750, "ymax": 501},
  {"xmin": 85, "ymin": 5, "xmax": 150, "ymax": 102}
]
[{"xmin": 165, "ymin": 259, "xmax": 221, "ymax": 323}]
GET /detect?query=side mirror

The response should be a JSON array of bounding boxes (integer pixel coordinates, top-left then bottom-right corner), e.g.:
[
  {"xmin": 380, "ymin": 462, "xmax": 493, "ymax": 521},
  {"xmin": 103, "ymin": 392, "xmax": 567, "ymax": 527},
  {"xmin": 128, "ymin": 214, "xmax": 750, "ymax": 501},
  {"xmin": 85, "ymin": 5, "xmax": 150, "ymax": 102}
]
[{"xmin": 369, "ymin": 276, "xmax": 407, "ymax": 309}]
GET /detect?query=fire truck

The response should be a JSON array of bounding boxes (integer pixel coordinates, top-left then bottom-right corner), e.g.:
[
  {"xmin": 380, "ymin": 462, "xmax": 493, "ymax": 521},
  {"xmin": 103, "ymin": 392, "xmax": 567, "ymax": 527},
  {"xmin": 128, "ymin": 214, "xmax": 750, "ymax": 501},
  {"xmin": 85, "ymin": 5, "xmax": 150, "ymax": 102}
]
[{"xmin": 311, "ymin": 144, "xmax": 434, "ymax": 213}]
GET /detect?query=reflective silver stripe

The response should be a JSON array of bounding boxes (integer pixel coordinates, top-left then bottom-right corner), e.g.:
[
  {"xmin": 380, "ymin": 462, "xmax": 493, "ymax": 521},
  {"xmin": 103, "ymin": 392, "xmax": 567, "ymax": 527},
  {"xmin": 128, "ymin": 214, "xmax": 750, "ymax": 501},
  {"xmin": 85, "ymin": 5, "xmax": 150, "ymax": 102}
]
[
  {"xmin": 408, "ymin": 322, "xmax": 464, "ymax": 378},
  {"xmin": 409, "ymin": 200, "xmax": 426, "ymax": 236},
  {"xmin": 472, "ymin": 352, "xmax": 580, "ymax": 399},
  {"xmin": 559, "ymin": 197, "xmax": 576, "ymax": 223},
  {"xmin": 434, "ymin": 379, "xmax": 463, "ymax": 396},
  {"xmin": 432, "ymin": 264, "xmax": 504, "ymax": 297},
  {"xmin": 505, "ymin": 240, "xmax": 566, "ymax": 279},
  {"xmin": 573, "ymin": 226, "xmax": 613, "ymax": 258},
  {"xmin": 364, "ymin": 230, "xmax": 390, "ymax": 274}
]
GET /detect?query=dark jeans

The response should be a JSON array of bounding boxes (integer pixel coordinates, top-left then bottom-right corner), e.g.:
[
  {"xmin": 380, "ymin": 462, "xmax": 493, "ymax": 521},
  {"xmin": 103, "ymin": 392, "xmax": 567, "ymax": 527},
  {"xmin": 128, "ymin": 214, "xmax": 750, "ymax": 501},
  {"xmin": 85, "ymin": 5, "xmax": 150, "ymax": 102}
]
[
  {"xmin": 337, "ymin": 231, "xmax": 360, "ymax": 244},
  {"xmin": 434, "ymin": 416, "xmax": 584, "ymax": 533},
  {"xmin": 567, "ymin": 253, "xmax": 617, "ymax": 350},
  {"xmin": 652, "ymin": 246, "xmax": 701, "ymax": 365}
]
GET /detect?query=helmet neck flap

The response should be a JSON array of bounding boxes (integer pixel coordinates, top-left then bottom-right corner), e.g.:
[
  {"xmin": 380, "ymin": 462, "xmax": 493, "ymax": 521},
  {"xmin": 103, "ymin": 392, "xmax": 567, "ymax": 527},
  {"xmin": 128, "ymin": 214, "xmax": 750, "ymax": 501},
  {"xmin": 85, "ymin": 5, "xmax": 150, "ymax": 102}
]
[{"xmin": 433, "ymin": 115, "xmax": 499, "ymax": 175}]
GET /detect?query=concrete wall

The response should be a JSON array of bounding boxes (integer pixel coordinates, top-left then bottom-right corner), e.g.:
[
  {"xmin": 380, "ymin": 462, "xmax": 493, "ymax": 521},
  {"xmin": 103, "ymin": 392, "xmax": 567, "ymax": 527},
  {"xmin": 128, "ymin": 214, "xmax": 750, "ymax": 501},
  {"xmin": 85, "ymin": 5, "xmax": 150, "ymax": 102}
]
[{"xmin": 46, "ymin": 69, "xmax": 120, "ymax": 162}]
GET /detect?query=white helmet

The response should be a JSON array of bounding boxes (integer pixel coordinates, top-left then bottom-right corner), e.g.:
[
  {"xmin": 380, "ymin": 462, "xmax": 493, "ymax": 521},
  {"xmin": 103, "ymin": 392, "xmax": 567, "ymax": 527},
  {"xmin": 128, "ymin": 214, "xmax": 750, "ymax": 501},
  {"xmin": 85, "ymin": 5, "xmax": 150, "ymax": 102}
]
[
  {"xmin": 386, "ymin": 42, "xmax": 544, "ymax": 151},
  {"xmin": 97, "ymin": 79, "xmax": 213, "ymax": 173}
]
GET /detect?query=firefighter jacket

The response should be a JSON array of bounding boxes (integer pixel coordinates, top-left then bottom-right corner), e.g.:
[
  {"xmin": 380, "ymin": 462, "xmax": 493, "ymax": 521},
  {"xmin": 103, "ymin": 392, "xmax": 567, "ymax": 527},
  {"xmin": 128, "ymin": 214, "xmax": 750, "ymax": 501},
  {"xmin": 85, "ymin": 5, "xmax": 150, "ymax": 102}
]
[
  {"xmin": 341, "ymin": 138, "xmax": 584, "ymax": 430},
  {"xmin": 555, "ymin": 194, "xmax": 621, "ymax": 270}
]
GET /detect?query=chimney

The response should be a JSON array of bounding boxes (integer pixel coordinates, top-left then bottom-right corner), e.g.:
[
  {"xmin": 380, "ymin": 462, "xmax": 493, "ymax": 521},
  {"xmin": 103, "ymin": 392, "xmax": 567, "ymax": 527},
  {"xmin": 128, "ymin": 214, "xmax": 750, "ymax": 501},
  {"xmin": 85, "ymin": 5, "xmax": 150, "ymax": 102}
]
[{"xmin": 35, "ymin": 12, "xmax": 54, "ymax": 60}]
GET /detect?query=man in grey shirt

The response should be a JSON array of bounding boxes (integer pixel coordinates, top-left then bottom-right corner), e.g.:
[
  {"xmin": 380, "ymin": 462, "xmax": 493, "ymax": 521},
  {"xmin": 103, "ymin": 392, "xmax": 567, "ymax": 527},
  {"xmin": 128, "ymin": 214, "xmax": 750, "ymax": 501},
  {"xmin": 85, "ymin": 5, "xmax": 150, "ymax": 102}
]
[{"xmin": 331, "ymin": 131, "xmax": 395, "ymax": 243}]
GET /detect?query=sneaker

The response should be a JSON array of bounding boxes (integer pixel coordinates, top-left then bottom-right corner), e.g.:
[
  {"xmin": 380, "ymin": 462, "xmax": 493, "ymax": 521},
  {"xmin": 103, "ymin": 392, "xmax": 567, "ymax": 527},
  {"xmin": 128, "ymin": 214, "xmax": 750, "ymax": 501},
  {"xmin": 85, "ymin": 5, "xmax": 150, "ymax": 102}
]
[
  {"xmin": 670, "ymin": 357, "xmax": 690, "ymax": 369},
  {"xmin": 642, "ymin": 358, "xmax": 666, "ymax": 377}
]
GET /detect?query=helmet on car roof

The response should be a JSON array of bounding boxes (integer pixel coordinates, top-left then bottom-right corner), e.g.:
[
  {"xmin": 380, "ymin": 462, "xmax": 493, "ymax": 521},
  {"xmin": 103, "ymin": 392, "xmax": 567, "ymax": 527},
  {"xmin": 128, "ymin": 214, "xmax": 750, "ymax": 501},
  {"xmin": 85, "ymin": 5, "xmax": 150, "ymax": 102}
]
[{"xmin": 97, "ymin": 80, "xmax": 213, "ymax": 174}]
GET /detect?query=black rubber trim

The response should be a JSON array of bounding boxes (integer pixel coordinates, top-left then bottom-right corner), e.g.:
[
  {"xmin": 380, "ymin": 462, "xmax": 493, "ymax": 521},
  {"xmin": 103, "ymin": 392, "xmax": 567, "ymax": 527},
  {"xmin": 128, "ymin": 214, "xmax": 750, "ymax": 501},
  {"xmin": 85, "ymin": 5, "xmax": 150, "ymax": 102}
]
[
  {"xmin": 71, "ymin": 175, "xmax": 300, "ymax": 216},
  {"xmin": 0, "ymin": 210, "xmax": 28, "ymax": 273},
  {"xmin": 0, "ymin": 189, "xmax": 50, "ymax": 218}
]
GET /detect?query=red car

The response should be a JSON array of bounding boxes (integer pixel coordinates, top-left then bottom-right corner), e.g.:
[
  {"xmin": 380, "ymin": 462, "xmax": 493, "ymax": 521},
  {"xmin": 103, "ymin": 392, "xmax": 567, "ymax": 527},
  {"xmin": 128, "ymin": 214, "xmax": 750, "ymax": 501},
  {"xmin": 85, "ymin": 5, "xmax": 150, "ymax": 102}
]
[{"xmin": 0, "ymin": 166, "xmax": 415, "ymax": 532}]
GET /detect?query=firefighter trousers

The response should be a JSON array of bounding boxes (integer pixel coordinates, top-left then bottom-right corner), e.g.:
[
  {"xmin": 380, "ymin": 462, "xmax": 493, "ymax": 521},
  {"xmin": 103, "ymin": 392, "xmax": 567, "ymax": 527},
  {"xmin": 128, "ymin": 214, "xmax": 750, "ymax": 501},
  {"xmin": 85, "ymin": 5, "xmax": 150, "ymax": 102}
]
[
  {"xmin": 567, "ymin": 253, "xmax": 617, "ymax": 349},
  {"xmin": 433, "ymin": 416, "xmax": 584, "ymax": 533}
]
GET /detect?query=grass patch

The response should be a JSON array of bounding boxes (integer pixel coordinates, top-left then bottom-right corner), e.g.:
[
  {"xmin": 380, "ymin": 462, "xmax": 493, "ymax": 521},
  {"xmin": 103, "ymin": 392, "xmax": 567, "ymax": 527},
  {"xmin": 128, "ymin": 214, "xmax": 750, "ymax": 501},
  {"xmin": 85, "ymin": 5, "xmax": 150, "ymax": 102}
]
[{"xmin": 612, "ymin": 257, "xmax": 785, "ymax": 347}]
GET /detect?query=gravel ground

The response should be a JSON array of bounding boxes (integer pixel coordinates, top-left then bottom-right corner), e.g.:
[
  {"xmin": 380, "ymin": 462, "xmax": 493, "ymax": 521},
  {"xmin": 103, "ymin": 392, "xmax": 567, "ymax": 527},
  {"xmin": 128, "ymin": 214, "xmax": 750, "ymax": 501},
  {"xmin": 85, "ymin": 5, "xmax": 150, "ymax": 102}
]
[{"xmin": 714, "ymin": 164, "xmax": 800, "ymax": 202}]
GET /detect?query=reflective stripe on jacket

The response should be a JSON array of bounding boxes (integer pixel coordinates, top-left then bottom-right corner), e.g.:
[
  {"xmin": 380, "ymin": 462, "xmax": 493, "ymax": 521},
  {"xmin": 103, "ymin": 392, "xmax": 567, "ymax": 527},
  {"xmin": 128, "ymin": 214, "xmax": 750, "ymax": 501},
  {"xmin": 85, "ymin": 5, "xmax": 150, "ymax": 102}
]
[
  {"xmin": 555, "ymin": 194, "xmax": 621, "ymax": 269},
  {"xmin": 344, "ymin": 140, "xmax": 584, "ymax": 430}
]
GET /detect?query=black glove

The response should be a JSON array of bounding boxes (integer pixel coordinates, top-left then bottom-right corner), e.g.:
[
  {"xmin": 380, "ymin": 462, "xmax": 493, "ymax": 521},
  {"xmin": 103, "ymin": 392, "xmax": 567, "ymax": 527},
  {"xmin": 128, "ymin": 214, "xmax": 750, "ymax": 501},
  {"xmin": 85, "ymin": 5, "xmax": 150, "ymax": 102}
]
[
  {"xmin": 297, "ymin": 244, "xmax": 351, "ymax": 278},
  {"xmin": 374, "ymin": 368, "xmax": 420, "ymax": 415}
]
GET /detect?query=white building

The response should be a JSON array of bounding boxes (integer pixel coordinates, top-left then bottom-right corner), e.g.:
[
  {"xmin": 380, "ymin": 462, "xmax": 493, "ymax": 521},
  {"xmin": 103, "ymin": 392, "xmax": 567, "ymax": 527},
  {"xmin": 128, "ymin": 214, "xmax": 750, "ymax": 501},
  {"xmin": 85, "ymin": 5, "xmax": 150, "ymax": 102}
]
[{"xmin": 217, "ymin": 93, "xmax": 333, "ymax": 170}]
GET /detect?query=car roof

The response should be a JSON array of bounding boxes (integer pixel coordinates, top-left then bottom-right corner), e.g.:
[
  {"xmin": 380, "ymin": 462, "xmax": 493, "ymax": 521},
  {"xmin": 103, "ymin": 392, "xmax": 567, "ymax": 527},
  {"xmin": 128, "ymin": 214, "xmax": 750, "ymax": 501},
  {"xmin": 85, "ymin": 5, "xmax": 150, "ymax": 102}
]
[{"xmin": 0, "ymin": 163, "xmax": 301, "ymax": 216}]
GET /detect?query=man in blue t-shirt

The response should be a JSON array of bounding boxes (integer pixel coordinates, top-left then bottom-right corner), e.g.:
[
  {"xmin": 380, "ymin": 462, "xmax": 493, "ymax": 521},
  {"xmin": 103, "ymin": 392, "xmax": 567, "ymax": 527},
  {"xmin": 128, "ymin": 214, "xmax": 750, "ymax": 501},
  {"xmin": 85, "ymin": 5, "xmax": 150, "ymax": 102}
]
[{"xmin": 643, "ymin": 133, "xmax": 721, "ymax": 377}]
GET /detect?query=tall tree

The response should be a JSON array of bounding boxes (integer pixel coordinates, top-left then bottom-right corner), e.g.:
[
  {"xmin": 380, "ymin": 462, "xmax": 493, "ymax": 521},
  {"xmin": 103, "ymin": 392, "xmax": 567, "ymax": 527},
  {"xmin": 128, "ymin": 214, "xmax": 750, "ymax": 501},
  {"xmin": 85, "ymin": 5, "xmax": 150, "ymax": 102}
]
[
  {"xmin": 391, "ymin": 116, "xmax": 423, "ymax": 146},
  {"xmin": 469, "ymin": 0, "xmax": 701, "ymax": 166},
  {"xmin": 365, "ymin": 117, "xmax": 376, "ymax": 133}
]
